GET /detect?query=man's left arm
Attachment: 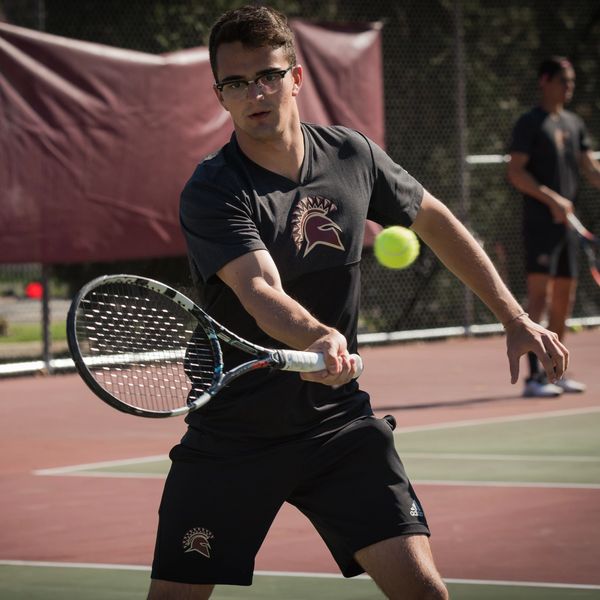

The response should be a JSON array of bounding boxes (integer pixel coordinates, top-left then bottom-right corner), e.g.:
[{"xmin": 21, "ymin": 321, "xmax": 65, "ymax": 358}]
[
  {"xmin": 411, "ymin": 191, "xmax": 569, "ymax": 384},
  {"xmin": 580, "ymin": 150, "xmax": 600, "ymax": 189}
]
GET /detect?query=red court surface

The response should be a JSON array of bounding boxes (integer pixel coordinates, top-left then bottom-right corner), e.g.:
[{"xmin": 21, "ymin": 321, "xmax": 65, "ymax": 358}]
[{"xmin": 1, "ymin": 329, "xmax": 599, "ymax": 585}]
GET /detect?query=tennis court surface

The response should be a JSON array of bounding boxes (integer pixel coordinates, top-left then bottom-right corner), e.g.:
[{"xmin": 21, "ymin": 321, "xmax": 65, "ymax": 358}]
[{"xmin": 1, "ymin": 330, "xmax": 599, "ymax": 598}]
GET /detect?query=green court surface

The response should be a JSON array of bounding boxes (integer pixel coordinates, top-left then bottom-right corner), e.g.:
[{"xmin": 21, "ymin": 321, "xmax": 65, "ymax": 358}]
[
  {"xmin": 397, "ymin": 411, "xmax": 600, "ymax": 484},
  {"xmin": 1, "ymin": 565, "xmax": 599, "ymax": 600},
  {"xmin": 75, "ymin": 411, "xmax": 600, "ymax": 486}
]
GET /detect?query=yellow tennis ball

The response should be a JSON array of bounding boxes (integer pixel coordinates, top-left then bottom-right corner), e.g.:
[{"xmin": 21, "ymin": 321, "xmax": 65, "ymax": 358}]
[{"xmin": 374, "ymin": 226, "xmax": 420, "ymax": 269}]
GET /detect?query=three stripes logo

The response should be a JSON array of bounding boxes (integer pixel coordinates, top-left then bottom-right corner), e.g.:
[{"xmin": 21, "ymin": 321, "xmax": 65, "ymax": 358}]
[{"xmin": 410, "ymin": 500, "xmax": 425, "ymax": 518}]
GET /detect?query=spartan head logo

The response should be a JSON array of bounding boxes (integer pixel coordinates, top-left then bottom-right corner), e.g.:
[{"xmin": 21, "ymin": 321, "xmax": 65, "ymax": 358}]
[
  {"xmin": 182, "ymin": 527, "xmax": 214, "ymax": 558},
  {"xmin": 291, "ymin": 196, "xmax": 345, "ymax": 257}
]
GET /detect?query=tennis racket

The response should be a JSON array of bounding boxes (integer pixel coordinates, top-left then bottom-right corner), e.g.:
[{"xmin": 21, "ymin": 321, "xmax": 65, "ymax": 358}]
[
  {"xmin": 567, "ymin": 213, "xmax": 600, "ymax": 286},
  {"xmin": 67, "ymin": 275, "xmax": 363, "ymax": 418}
]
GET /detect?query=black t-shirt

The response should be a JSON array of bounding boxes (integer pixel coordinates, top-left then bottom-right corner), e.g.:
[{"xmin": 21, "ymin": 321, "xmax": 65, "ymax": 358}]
[
  {"xmin": 509, "ymin": 106, "xmax": 590, "ymax": 229},
  {"xmin": 180, "ymin": 123, "xmax": 423, "ymax": 442}
]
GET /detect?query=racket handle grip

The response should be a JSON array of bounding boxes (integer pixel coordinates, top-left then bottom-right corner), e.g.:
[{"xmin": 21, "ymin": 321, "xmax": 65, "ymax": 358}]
[
  {"xmin": 567, "ymin": 212, "xmax": 596, "ymax": 241},
  {"xmin": 279, "ymin": 350, "xmax": 363, "ymax": 377}
]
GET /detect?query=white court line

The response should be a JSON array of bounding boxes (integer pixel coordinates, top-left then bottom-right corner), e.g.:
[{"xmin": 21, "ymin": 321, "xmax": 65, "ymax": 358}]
[
  {"xmin": 1, "ymin": 560, "xmax": 599, "ymax": 590},
  {"xmin": 393, "ymin": 405, "xmax": 600, "ymax": 433},
  {"xmin": 442, "ymin": 577, "xmax": 600, "ymax": 590},
  {"xmin": 34, "ymin": 454, "xmax": 168, "ymax": 476},
  {"xmin": 0, "ymin": 560, "xmax": 150, "ymax": 571},
  {"xmin": 40, "ymin": 451, "xmax": 599, "ymax": 475},
  {"xmin": 413, "ymin": 479, "xmax": 600, "ymax": 490},
  {"xmin": 33, "ymin": 470, "xmax": 600, "ymax": 488},
  {"xmin": 259, "ymin": 571, "xmax": 600, "ymax": 590},
  {"xmin": 33, "ymin": 406, "xmax": 600, "ymax": 478},
  {"xmin": 402, "ymin": 452, "xmax": 600, "ymax": 462},
  {"xmin": 36, "ymin": 471, "xmax": 166, "ymax": 479}
]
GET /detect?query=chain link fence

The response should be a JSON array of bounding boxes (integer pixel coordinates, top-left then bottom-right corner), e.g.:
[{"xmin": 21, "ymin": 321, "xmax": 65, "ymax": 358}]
[{"xmin": 1, "ymin": 0, "xmax": 599, "ymax": 367}]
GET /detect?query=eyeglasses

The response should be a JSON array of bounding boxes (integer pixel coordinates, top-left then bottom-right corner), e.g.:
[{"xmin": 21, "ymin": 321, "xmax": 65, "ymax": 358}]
[{"xmin": 214, "ymin": 66, "xmax": 293, "ymax": 100}]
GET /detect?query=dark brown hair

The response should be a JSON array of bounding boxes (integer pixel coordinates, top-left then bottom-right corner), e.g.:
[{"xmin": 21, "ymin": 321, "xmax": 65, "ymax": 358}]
[
  {"xmin": 209, "ymin": 5, "xmax": 296, "ymax": 80},
  {"xmin": 538, "ymin": 56, "xmax": 573, "ymax": 81}
]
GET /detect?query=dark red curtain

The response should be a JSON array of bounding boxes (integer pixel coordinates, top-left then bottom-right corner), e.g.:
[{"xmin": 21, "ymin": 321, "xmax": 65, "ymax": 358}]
[{"xmin": 0, "ymin": 20, "xmax": 384, "ymax": 263}]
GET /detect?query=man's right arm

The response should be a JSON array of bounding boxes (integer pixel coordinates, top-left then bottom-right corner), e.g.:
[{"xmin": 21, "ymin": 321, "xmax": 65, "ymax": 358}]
[
  {"xmin": 507, "ymin": 152, "xmax": 573, "ymax": 224},
  {"xmin": 216, "ymin": 249, "xmax": 359, "ymax": 386}
]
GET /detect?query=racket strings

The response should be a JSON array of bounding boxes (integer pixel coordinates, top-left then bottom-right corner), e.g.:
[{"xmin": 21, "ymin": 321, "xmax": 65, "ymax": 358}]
[{"xmin": 75, "ymin": 283, "xmax": 217, "ymax": 413}]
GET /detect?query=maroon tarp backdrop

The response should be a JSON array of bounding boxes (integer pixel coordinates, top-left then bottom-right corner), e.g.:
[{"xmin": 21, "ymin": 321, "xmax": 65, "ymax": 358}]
[{"xmin": 0, "ymin": 21, "xmax": 384, "ymax": 264}]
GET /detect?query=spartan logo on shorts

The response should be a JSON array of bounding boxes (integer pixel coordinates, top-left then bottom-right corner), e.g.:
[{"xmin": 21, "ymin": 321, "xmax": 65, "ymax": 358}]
[
  {"xmin": 182, "ymin": 527, "xmax": 214, "ymax": 558},
  {"xmin": 291, "ymin": 196, "xmax": 345, "ymax": 257}
]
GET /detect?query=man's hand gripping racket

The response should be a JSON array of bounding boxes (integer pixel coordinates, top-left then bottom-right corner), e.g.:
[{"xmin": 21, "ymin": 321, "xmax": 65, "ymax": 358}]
[
  {"xmin": 67, "ymin": 275, "xmax": 363, "ymax": 418},
  {"xmin": 567, "ymin": 213, "xmax": 600, "ymax": 287}
]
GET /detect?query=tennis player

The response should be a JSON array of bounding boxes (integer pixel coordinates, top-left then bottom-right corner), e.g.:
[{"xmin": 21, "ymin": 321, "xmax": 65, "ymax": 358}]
[
  {"xmin": 148, "ymin": 7, "xmax": 569, "ymax": 599},
  {"xmin": 507, "ymin": 56, "xmax": 600, "ymax": 398}
]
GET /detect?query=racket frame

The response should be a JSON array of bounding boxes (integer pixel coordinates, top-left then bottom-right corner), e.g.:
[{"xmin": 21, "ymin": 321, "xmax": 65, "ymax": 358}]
[
  {"xmin": 567, "ymin": 214, "xmax": 600, "ymax": 286},
  {"xmin": 67, "ymin": 275, "xmax": 354, "ymax": 418}
]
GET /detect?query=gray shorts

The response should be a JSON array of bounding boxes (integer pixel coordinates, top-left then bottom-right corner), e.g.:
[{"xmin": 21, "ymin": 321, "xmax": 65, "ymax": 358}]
[{"xmin": 150, "ymin": 415, "xmax": 430, "ymax": 585}]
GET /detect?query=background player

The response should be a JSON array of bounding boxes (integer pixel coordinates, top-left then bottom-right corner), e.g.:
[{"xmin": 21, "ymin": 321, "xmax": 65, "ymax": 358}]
[{"xmin": 508, "ymin": 56, "xmax": 600, "ymax": 397}]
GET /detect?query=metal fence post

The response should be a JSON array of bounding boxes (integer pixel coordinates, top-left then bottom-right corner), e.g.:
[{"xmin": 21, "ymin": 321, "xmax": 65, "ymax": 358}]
[
  {"xmin": 454, "ymin": 0, "xmax": 474, "ymax": 334},
  {"xmin": 41, "ymin": 263, "xmax": 53, "ymax": 374}
]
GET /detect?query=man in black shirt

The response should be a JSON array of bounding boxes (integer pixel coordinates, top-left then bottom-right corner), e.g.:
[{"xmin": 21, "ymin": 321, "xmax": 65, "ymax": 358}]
[
  {"xmin": 508, "ymin": 56, "xmax": 600, "ymax": 398},
  {"xmin": 148, "ymin": 8, "xmax": 569, "ymax": 599}
]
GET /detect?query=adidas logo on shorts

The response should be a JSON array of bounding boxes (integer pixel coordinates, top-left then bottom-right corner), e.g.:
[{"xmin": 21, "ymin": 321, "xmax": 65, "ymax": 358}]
[{"xmin": 410, "ymin": 500, "xmax": 424, "ymax": 518}]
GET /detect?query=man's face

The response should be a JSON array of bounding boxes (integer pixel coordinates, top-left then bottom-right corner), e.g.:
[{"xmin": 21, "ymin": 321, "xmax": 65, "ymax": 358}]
[
  {"xmin": 541, "ymin": 66, "xmax": 576, "ymax": 105},
  {"xmin": 213, "ymin": 42, "xmax": 301, "ymax": 142}
]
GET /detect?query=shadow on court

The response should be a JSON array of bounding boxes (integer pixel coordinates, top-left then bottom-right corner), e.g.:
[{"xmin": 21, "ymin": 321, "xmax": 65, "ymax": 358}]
[{"xmin": 377, "ymin": 392, "xmax": 524, "ymax": 411}]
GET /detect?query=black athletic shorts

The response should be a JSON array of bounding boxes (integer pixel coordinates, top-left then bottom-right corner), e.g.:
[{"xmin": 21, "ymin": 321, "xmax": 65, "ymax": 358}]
[
  {"xmin": 150, "ymin": 415, "xmax": 430, "ymax": 585},
  {"xmin": 524, "ymin": 224, "xmax": 579, "ymax": 278}
]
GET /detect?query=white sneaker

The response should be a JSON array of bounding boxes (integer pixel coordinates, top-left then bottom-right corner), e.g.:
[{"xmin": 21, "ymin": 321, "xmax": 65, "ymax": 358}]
[
  {"xmin": 523, "ymin": 378, "xmax": 563, "ymax": 398},
  {"xmin": 555, "ymin": 378, "xmax": 586, "ymax": 394}
]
